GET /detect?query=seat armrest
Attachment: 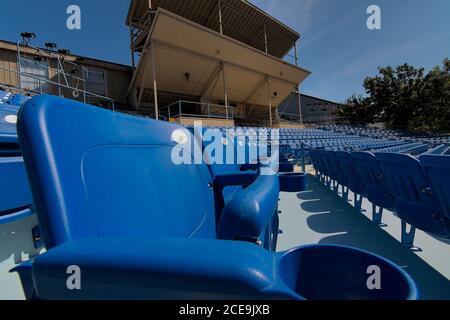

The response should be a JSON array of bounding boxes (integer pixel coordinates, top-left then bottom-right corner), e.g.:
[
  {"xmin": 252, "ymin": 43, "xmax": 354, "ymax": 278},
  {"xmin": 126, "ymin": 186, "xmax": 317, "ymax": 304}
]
[
  {"xmin": 213, "ymin": 170, "xmax": 258, "ymax": 188},
  {"xmin": 218, "ymin": 174, "xmax": 280, "ymax": 241},
  {"xmin": 240, "ymin": 163, "xmax": 260, "ymax": 171},
  {"xmin": 29, "ymin": 238, "xmax": 293, "ymax": 300}
]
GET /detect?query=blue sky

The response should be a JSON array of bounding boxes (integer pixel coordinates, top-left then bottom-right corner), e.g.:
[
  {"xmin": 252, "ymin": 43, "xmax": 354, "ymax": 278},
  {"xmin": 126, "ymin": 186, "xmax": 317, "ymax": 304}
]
[{"xmin": 1, "ymin": 0, "xmax": 450, "ymax": 103}]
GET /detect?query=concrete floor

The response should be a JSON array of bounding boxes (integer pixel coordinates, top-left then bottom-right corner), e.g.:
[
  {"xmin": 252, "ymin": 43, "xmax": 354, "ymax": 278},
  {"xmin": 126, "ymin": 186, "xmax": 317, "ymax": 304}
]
[
  {"xmin": 277, "ymin": 173, "xmax": 450, "ymax": 300},
  {"xmin": 1, "ymin": 173, "xmax": 449, "ymax": 300}
]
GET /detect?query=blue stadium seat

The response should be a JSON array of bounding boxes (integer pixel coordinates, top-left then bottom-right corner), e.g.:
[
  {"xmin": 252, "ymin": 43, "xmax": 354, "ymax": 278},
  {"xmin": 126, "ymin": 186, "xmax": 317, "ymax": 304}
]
[
  {"xmin": 0, "ymin": 104, "xmax": 34, "ymax": 224},
  {"xmin": 0, "ymin": 157, "xmax": 34, "ymax": 224},
  {"xmin": 198, "ymin": 128, "xmax": 279, "ymax": 250},
  {"xmin": 15, "ymin": 96, "xmax": 418, "ymax": 300},
  {"xmin": 335, "ymin": 151, "xmax": 366, "ymax": 207},
  {"xmin": 419, "ymin": 155, "xmax": 450, "ymax": 241},
  {"xmin": 352, "ymin": 152, "xmax": 395, "ymax": 226},
  {"xmin": 376, "ymin": 153, "xmax": 449, "ymax": 245},
  {"xmin": 8, "ymin": 94, "xmax": 31, "ymax": 107}
]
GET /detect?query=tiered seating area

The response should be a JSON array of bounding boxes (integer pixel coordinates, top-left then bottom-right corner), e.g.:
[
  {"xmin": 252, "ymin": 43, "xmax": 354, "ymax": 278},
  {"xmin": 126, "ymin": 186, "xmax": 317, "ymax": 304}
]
[
  {"xmin": 0, "ymin": 90, "xmax": 34, "ymax": 224},
  {"xmin": 11, "ymin": 96, "xmax": 421, "ymax": 300},
  {"xmin": 308, "ymin": 146, "xmax": 450, "ymax": 250},
  {"xmin": 199, "ymin": 125, "xmax": 450, "ymax": 251},
  {"xmin": 0, "ymin": 90, "xmax": 31, "ymax": 107},
  {"xmin": 1, "ymin": 94, "xmax": 449, "ymax": 299}
]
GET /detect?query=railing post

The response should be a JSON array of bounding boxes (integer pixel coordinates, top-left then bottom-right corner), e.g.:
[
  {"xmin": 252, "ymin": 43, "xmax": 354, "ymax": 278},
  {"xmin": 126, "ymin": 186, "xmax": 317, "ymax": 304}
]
[
  {"xmin": 301, "ymin": 142, "xmax": 306, "ymax": 173},
  {"xmin": 16, "ymin": 41, "xmax": 23, "ymax": 89},
  {"xmin": 83, "ymin": 69, "xmax": 87, "ymax": 103},
  {"xmin": 178, "ymin": 100, "xmax": 182, "ymax": 120}
]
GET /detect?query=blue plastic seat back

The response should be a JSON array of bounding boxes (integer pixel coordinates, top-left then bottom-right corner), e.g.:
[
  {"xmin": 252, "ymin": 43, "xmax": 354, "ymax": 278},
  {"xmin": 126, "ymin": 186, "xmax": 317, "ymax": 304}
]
[
  {"xmin": 336, "ymin": 151, "xmax": 365, "ymax": 194},
  {"xmin": 322, "ymin": 151, "xmax": 338, "ymax": 180},
  {"xmin": 318, "ymin": 151, "xmax": 328, "ymax": 174},
  {"xmin": 1, "ymin": 104, "xmax": 19, "ymax": 136},
  {"xmin": 420, "ymin": 155, "xmax": 450, "ymax": 220},
  {"xmin": 201, "ymin": 129, "xmax": 243, "ymax": 203},
  {"xmin": 352, "ymin": 152, "xmax": 395, "ymax": 209},
  {"xmin": 9, "ymin": 94, "xmax": 31, "ymax": 107},
  {"xmin": 0, "ymin": 156, "xmax": 32, "ymax": 209},
  {"xmin": 376, "ymin": 153, "xmax": 448, "ymax": 238},
  {"xmin": 202, "ymin": 129, "xmax": 240, "ymax": 176},
  {"xmin": 329, "ymin": 151, "xmax": 348, "ymax": 185},
  {"xmin": 18, "ymin": 95, "xmax": 216, "ymax": 249}
]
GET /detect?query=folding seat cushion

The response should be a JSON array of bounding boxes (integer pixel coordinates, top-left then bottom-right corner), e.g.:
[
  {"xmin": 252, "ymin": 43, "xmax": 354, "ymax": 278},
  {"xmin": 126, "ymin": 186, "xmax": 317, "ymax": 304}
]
[
  {"xmin": 352, "ymin": 152, "xmax": 395, "ymax": 210},
  {"xmin": 376, "ymin": 153, "xmax": 449, "ymax": 239}
]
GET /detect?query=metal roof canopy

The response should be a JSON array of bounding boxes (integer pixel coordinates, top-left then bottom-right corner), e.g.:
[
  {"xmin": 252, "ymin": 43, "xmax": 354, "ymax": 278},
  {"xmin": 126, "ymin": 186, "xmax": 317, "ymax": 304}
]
[
  {"xmin": 131, "ymin": 9, "xmax": 310, "ymax": 109},
  {"xmin": 127, "ymin": 0, "xmax": 300, "ymax": 59}
]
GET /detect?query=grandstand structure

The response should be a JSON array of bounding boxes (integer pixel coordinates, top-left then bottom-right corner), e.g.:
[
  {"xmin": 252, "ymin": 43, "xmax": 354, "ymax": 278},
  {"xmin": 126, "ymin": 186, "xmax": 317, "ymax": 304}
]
[
  {"xmin": 1, "ymin": 0, "xmax": 450, "ymax": 301},
  {"xmin": 0, "ymin": 0, "xmax": 316, "ymax": 127},
  {"xmin": 125, "ymin": 0, "xmax": 310, "ymax": 127}
]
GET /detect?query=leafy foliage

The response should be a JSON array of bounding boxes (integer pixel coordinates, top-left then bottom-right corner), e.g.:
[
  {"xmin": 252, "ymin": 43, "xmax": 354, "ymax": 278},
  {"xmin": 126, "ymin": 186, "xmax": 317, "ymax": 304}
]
[{"xmin": 338, "ymin": 58, "xmax": 450, "ymax": 132}]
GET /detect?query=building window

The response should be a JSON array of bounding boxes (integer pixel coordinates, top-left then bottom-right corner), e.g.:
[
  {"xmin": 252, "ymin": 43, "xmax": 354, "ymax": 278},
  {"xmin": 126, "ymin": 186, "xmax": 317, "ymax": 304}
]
[
  {"xmin": 85, "ymin": 68, "xmax": 106, "ymax": 96},
  {"xmin": 20, "ymin": 57, "xmax": 50, "ymax": 93}
]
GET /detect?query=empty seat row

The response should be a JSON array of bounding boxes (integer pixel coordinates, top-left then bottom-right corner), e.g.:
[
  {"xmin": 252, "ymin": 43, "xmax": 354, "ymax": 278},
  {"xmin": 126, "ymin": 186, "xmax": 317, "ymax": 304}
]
[
  {"xmin": 13, "ymin": 96, "xmax": 418, "ymax": 300},
  {"xmin": 0, "ymin": 103, "xmax": 34, "ymax": 224},
  {"xmin": 310, "ymin": 149, "xmax": 450, "ymax": 247},
  {"xmin": 0, "ymin": 90, "xmax": 31, "ymax": 107}
]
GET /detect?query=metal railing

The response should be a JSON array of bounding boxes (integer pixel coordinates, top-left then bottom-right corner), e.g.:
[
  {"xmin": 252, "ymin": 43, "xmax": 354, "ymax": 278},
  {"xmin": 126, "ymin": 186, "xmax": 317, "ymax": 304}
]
[
  {"xmin": 130, "ymin": 10, "xmax": 155, "ymax": 47},
  {"xmin": 160, "ymin": 100, "xmax": 234, "ymax": 121},
  {"xmin": 0, "ymin": 65, "xmax": 115, "ymax": 110},
  {"xmin": 279, "ymin": 112, "xmax": 301, "ymax": 123}
]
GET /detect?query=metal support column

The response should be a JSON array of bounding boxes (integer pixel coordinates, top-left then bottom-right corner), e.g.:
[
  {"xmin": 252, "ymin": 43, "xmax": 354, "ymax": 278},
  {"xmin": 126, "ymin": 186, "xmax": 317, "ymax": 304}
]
[
  {"xmin": 264, "ymin": 26, "xmax": 268, "ymax": 54},
  {"xmin": 150, "ymin": 40, "xmax": 159, "ymax": 120},
  {"xmin": 267, "ymin": 78, "xmax": 272, "ymax": 127},
  {"xmin": 218, "ymin": 0, "xmax": 223, "ymax": 35},
  {"xmin": 16, "ymin": 42, "xmax": 22, "ymax": 89},
  {"xmin": 297, "ymin": 87, "xmax": 303, "ymax": 125},
  {"xmin": 222, "ymin": 63, "xmax": 229, "ymax": 119}
]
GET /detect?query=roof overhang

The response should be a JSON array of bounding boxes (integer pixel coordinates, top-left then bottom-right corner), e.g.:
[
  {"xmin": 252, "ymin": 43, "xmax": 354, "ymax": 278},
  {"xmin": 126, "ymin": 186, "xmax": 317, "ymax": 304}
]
[
  {"xmin": 132, "ymin": 9, "xmax": 310, "ymax": 107},
  {"xmin": 127, "ymin": 0, "xmax": 300, "ymax": 59}
]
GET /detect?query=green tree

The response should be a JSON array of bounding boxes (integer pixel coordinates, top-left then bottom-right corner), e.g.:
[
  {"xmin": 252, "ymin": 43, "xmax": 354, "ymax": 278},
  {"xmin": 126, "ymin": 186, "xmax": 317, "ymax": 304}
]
[{"xmin": 343, "ymin": 58, "xmax": 450, "ymax": 132}]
